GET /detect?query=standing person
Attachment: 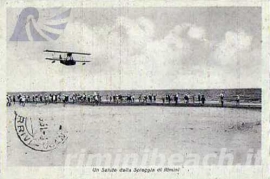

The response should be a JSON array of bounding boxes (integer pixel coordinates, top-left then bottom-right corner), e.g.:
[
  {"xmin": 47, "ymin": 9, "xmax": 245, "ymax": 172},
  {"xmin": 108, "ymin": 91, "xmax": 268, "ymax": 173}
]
[
  {"xmin": 88, "ymin": 95, "xmax": 91, "ymax": 103},
  {"xmin": 94, "ymin": 94, "xmax": 99, "ymax": 105},
  {"xmin": 49, "ymin": 94, "xmax": 52, "ymax": 104},
  {"xmin": 116, "ymin": 95, "xmax": 119, "ymax": 104},
  {"xmin": 58, "ymin": 94, "xmax": 61, "ymax": 102},
  {"xmin": 83, "ymin": 93, "xmax": 86, "ymax": 102},
  {"xmin": 168, "ymin": 94, "xmax": 171, "ymax": 104},
  {"xmin": 21, "ymin": 95, "xmax": 26, "ymax": 107},
  {"xmin": 13, "ymin": 95, "xmax": 16, "ymax": 105},
  {"xmin": 198, "ymin": 93, "xmax": 201, "ymax": 103},
  {"xmin": 45, "ymin": 94, "xmax": 48, "ymax": 105},
  {"xmin": 175, "ymin": 93, "xmax": 179, "ymax": 105},
  {"xmin": 162, "ymin": 96, "xmax": 165, "ymax": 104},
  {"xmin": 201, "ymin": 95, "xmax": 206, "ymax": 105},
  {"xmin": 55, "ymin": 94, "xmax": 58, "ymax": 103},
  {"xmin": 6, "ymin": 95, "xmax": 11, "ymax": 106},
  {"xmin": 153, "ymin": 94, "xmax": 156, "ymax": 103},
  {"xmin": 72, "ymin": 95, "xmax": 76, "ymax": 104},
  {"xmin": 27, "ymin": 95, "xmax": 30, "ymax": 103},
  {"xmin": 109, "ymin": 96, "xmax": 112, "ymax": 103},
  {"xmin": 149, "ymin": 94, "xmax": 152, "ymax": 103},
  {"xmin": 52, "ymin": 94, "xmax": 56, "ymax": 103},
  {"xmin": 236, "ymin": 95, "xmax": 240, "ymax": 105},
  {"xmin": 61, "ymin": 94, "xmax": 64, "ymax": 103},
  {"xmin": 19, "ymin": 95, "xmax": 22, "ymax": 105},
  {"xmin": 62, "ymin": 95, "xmax": 67, "ymax": 107},
  {"xmin": 144, "ymin": 95, "xmax": 147, "ymax": 103},
  {"xmin": 40, "ymin": 94, "xmax": 43, "ymax": 103},
  {"xmin": 65, "ymin": 95, "xmax": 69, "ymax": 104},
  {"xmin": 184, "ymin": 94, "xmax": 188, "ymax": 104},
  {"xmin": 35, "ymin": 94, "xmax": 38, "ymax": 104},
  {"xmin": 17, "ymin": 94, "xmax": 21, "ymax": 102},
  {"xmin": 220, "ymin": 93, "xmax": 224, "ymax": 107},
  {"xmin": 119, "ymin": 94, "xmax": 122, "ymax": 103}
]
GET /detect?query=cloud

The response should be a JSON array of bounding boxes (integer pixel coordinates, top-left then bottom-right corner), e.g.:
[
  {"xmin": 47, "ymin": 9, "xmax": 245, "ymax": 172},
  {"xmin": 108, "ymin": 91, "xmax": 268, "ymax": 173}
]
[
  {"xmin": 225, "ymin": 30, "xmax": 252, "ymax": 50},
  {"xmin": 211, "ymin": 30, "xmax": 253, "ymax": 66},
  {"xmin": 187, "ymin": 25, "xmax": 206, "ymax": 40}
]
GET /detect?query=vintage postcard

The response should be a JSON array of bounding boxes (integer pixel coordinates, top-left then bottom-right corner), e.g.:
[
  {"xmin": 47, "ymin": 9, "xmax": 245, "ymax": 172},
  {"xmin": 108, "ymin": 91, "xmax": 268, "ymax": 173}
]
[{"xmin": 0, "ymin": 0, "xmax": 269, "ymax": 179}]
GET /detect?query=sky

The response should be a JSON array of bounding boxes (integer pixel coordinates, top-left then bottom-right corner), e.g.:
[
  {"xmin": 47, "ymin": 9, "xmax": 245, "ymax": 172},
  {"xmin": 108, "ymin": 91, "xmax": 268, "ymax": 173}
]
[{"xmin": 7, "ymin": 7, "xmax": 261, "ymax": 92}]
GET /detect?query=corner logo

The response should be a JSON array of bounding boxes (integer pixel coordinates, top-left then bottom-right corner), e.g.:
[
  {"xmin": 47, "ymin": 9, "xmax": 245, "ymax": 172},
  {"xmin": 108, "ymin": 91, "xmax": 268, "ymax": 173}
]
[{"xmin": 10, "ymin": 7, "xmax": 71, "ymax": 41}]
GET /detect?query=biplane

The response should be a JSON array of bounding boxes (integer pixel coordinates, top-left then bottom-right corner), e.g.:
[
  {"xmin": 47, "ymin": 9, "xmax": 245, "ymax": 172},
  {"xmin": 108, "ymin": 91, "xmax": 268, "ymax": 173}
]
[{"xmin": 44, "ymin": 50, "xmax": 91, "ymax": 66}]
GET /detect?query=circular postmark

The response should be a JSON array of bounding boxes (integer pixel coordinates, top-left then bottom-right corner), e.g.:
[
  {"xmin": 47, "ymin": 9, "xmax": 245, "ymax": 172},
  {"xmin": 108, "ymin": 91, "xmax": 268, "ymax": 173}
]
[{"xmin": 14, "ymin": 111, "xmax": 68, "ymax": 152}]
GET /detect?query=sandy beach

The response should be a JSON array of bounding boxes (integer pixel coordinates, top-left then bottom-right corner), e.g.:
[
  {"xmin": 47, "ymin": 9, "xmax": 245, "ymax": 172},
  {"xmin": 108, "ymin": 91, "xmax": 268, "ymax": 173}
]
[{"xmin": 7, "ymin": 103, "xmax": 261, "ymax": 166}]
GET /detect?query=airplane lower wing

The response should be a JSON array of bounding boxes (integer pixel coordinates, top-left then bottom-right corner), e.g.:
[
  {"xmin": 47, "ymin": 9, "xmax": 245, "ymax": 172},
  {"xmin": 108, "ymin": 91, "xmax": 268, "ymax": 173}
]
[
  {"xmin": 74, "ymin": 60, "xmax": 91, "ymax": 63},
  {"xmin": 45, "ymin": 58, "xmax": 66, "ymax": 61},
  {"xmin": 45, "ymin": 58, "xmax": 90, "ymax": 63}
]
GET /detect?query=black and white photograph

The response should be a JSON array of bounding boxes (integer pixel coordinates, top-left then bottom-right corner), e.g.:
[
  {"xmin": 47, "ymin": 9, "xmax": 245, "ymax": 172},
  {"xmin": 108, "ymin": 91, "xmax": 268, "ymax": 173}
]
[{"xmin": 6, "ymin": 6, "xmax": 262, "ymax": 167}]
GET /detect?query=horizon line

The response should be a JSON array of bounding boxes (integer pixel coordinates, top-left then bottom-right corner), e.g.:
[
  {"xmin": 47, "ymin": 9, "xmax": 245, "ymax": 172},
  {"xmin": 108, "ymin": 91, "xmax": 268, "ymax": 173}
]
[{"xmin": 7, "ymin": 87, "xmax": 261, "ymax": 93}]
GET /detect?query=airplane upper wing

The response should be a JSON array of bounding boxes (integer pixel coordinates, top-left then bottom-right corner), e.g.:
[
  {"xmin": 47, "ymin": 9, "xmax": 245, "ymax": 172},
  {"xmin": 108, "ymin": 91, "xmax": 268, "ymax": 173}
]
[{"xmin": 44, "ymin": 49, "xmax": 91, "ymax": 55}]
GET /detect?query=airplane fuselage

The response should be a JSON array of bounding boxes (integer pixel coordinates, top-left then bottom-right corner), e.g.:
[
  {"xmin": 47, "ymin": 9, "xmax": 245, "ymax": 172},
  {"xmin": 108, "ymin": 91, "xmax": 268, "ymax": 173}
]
[{"xmin": 60, "ymin": 60, "xmax": 76, "ymax": 66}]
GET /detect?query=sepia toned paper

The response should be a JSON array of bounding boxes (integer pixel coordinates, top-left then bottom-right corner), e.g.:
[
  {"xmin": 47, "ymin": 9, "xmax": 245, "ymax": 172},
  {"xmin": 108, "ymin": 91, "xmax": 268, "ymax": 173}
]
[{"xmin": 0, "ymin": 0, "xmax": 269, "ymax": 179}]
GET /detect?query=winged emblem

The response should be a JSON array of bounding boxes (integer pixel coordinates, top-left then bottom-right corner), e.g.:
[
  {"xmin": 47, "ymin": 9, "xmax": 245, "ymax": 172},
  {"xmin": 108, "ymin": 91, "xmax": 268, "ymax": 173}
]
[{"xmin": 10, "ymin": 7, "xmax": 71, "ymax": 41}]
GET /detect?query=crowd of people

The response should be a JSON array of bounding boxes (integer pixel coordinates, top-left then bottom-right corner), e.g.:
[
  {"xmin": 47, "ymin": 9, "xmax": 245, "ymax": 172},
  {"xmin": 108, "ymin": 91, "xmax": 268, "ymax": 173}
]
[{"xmin": 6, "ymin": 92, "xmax": 240, "ymax": 107}]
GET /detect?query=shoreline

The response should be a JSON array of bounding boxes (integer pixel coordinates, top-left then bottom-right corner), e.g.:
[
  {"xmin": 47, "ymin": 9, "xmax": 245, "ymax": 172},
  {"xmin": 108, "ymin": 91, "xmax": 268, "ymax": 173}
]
[
  {"xmin": 82, "ymin": 102, "xmax": 261, "ymax": 110},
  {"xmin": 9, "ymin": 101, "xmax": 262, "ymax": 110}
]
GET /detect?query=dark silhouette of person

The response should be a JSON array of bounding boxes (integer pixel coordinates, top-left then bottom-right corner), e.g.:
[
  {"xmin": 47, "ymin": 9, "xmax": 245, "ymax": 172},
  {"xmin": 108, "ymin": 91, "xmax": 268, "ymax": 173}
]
[
  {"xmin": 201, "ymin": 95, "xmax": 205, "ymax": 105},
  {"xmin": 220, "ymin": 93, "xmax": 224, "ymax": 107}
]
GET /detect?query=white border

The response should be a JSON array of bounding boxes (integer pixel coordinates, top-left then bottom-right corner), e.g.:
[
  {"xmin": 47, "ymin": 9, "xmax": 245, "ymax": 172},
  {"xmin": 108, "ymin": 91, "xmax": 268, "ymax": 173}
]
[{"xmin": 1, "ymin": 0, "xmax": 268, "ymax": 179}]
